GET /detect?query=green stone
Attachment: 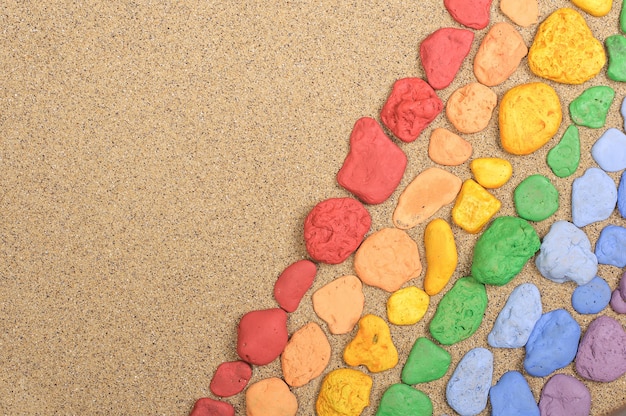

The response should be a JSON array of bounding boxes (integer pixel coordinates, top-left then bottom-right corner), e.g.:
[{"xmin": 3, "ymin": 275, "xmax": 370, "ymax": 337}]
[
  {"xmin": 376, "ymin": 384, "xmax": 433, "ymax": 416},
  {"xmin": 547, "ymin": 125, "xmax": 580, "ymax": 178},
  {"xmin": 401, "ymin": 337, "xmax": 451, "ymax": 385},
  {"xmin": 606, "ymin": 35, "xmax": 626, "ymax": 82},
  {"xmin": 569, "ymin": 86, "xmax": 615, "ymax": 128},
  {"xmin": 429, "ymin": 277, "xmax": 487, "ymax": 345},
  {"xmin": 514, "ymin": 174, "xmax": 559, "ymax": 222},
  {"xmin": 621, "ymin": 0, "xmax": 626, "ymax": 34},
  {"xmin": 471, "ymin": 216, "xmax": 540, "ymax": 286}
]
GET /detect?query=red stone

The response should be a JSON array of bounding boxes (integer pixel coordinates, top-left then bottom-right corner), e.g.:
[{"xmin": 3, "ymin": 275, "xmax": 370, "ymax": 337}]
[
  {"xmin": 380, "ymin": 78, "xmax": 443, "ymax": 143},
  {"xmin": 274, "ymin": 259, "xmax": 317, "ymax": 312},
  {"xmin": 420, "ymin": 28, "xmax": 474, "ymax": 90},
  {"xmin": 304, "ymin": 197, "xmax": 371, "ymax": 264},
  {"xmin": 444, "ymin": 0, "xmax": 493, "ymax": 29},
  {"xmin": 209, "ymin": 360, "xmax": 252, "ymax": 397},
  {"xmin": 237, "ymin": 308, "xmax": 288, "ymax": 366},
  {"xmin": 337, "ymin": 117, "xmax": 408, "ymax": 204},
  {"xmin": 188, "ymin": 398, "xmax": 235, "ymax": 416}
]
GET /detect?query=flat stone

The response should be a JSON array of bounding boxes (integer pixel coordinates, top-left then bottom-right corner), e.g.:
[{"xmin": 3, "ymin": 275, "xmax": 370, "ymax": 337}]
[
  {"xmin": 274, "ymin": 259, "xmax": 317, "ymax": 313},
  {"xmin": 473, "ymin": 22, "xmax": 528, "ymax": 86},
  {"xmin": 571, "ymin": 276, "xmax": 611, "ymax": 314},
  {"xmin": 618, "ymin": 170, "xmax": 626, "ymax": 217},
  {"xmin": 569, "ymin": 86, "xmax": 615, "ymax": 128},
  {"xmin": 572, "ymin": 0, "xmax": 613, "ymax": 16},
  {"xmin": 337, "ymin": 117, "xmax": 407, "ymax": 204},
  {"xmin": 446, "ymin": 82, "xmax": 497, "ymax": 134},
  {"xmin": 528, "ymin": 8, "xmax": 606, "ymax": 84},
  {"xmin": 428, "ymin": 127, "xmax": 472, "ymax": 166},
  {"xmin": 281, "ymin": 322, "xmax": 331, "ymax": 387},
  {"xmin": 572, "ymin": 167, "xmax": 617, "ymax": 227},
  {"xmin": 444, "ymin": 0, "xmax": 493, "ymax": 29},
  {"xmin": 393, "ymin": 167, "xmax": 462, "ymax": 230},
  {"xmin": 343, "ymin": 314, "xmax": 398, "ymax": 373},
  {"xmin": 610, "ymin": 289, "xmax": 626, "ymax": 313},
  {"xmin": 316, "ymin": 369, "xmax": 372, "ymax": 416},
  {"xmin": 513, "ymin": 174, "xmax": 559, "ymax": 222},
  {"xmin": 189, "ymin": 398, "xmax": 235, "ymax": 416},
  {"xmin": 500, "ymin": 0, "xmax": 538, "ymax": 27},
  {"xmin": 591, "ymin": 128, "xmax": 626, "ymax": 172},
  {"xmin": 420, "ymin": 28, "xmax": 474, "ymax": 90},
  {"xmin": 446, "ymin": 348, "xmax": 493, "ymax": 416},
  {"xmin": 471, "ymin": 216, "xmax": 540, "ymax": 286},
  {"xmin": 524, "ymin": 309, "xmax": 581, "ymax": 377},
  {"xmin": 547, "ymin": 125, "xmax": 580, "ymax": 178},
  {"xmin": 429, "ymin": 277, "xmax": 487, "ymax": 345},
  {"xmin": 620, "ymin": 270, "xmax": 626, "ymax": 299},
  {"xmin": 538, "ymin": 374, "xmax": 591, "ymax": 416},
  {"xmin": 423, "ymin": 218, "xmax": 458, "ymax": 296},
  {"xmin": 312, "ymin": 275, "xmax": 365, "ymax": 335},
  {"xmin": 245, "ymin": 377, "xmax": 298, "ymax": 416},
  {"xmin": 622, "ymin": 0, "xmax": 626, "ymax": 32},
  {"xmin": 451, "ymin": 179, "xmax": 501, "ymax": 233},
  {"xmin": 489, "ymin": 371, "xmax": 539, "ymax": 416},
  {"xmin": 237, "ymin": 308, "xmax": 288, "ymax": 366},
  {"xmin": 575, "ymin": 315, "xmax": 626, "ymax": 382},
  {"xmin": 402, "ymin": 337, "xmax": 451, "ymax": 385},
  {"xmin": 595, "ymin": 225, "xmax": 626, "ymax": 267},
  {"xmin": 386, "ymin": 286, "xmax": 429, "ymax": 325},
  {"xmin": 606, "ymin": 35, "xmax": 626, "ymax": 82},
  {"xmin": 488, "ymin": 283, "xmax": 542, "ymax": 348},
  {"xmin": 470, "ymin": 157, "xmax": 512, "ymax": 189},
  {"xmin": 376, "ymin": 384, "xmax": 433, "ymax": 416},
  {"xmin": 535, "ymin": 220, "xmax": 598, "ymax": 285},
  {"xmin": 209, "ymin": 360, "xmax": 252, "ymax": 397}
]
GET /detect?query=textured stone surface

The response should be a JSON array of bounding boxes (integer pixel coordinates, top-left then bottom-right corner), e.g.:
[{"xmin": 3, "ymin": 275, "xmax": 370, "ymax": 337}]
[
  {"xmin": 538, "ymin": 374, "xmax": 591, "ymax": 416},
  {"xmin": 595, "ymin": 225, "xmax": 626, "ymax": 267},
  {"xmin": 489, "ymin": 371, "xmax": 539, "ymax": 416},
  {"xmin": 343, "ymin": 314, "xmax": 398, "ymax": 373},
  {"xmin": 575, "ymin": 315, "xmax": 626, "ymax": 382},
  {"xmin": 471, "ymin": 216, "xmax": 540, "ymax": 286},
  {"xmin": 402, "ymin": 337, "xmax": 451, "ymax": 385},
  {"xmin": 488, "ymin": 283, "xmax": 542, "ymax": 348},
  {"xmin": 316, "ymin": 369, "xmax": 372, "ymax": 416},
  {"xmin": 547, "ymin": 125, "xmax": 580, "ymax": 178},
  {"xmin": 569, "ymin": 86, "xmax": 615, "ymax": 128},
  {"xmin": 281, "ymin": 322, "xmax": 331, "ymax": 387},
  {"xmin": 446, "ymin": 348, "xmax": 493, "ymax": 416},
  {"xmin": 473, "ymin": 22, "xmax": 527, "ymax": 86},
  {"xmin": 451, "ymin": 179, "xmax": 501, "ymax": 233},
  {"xmin": 571, "ymin": 276, "xmax": 611, "ymax": 314},
  {"xmin": 386, "ymin": 286, "xmax": 429, "ymax": 325},
  {"xmin": 446, "ymin": 82, "xmax": 497, "ymax": 133},
  {"xmin": 572, "ymin": 167, "xmax": 617, "ymax": 227},
  {"xmin": 619, "ymin": 170, "xmax": 626, "ymax": 217},
  {"xmin": 420, "ymin": 27, "xmax": 474, "ymax": 90}
]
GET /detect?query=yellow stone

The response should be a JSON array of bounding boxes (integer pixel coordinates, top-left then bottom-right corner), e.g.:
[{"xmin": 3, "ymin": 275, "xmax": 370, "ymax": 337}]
[
  {"xmin": 386, "ymin": 286, "xmax": 430, "ymax": 325},
  {"xmin": 470, "ymin": 158, "xmax": 513, "ymax": 189},
  {"xmin": 572, "ymin": 0, "xmax": 612, "ymax": 16},
  {"xmin": 343, "ymin": 314, "xmax": 398, "ymax": 373},
  {"xmin": 528, "ymin": 8, "xmax": 606, "ymax": 84},
  {"xmin": 316, "ymin": 368, "xmax": 372, "ymax": 416},
  {"xmin": 452, "ymin": 179, "xmax": 501, "ymax": 234},
  {"xmin": 424, "ymin": 218, "xmax": 458, "ymax": 296},
  {"xmin": 499, "ymin": 82, "xmax": 562, "ymax": 155}
]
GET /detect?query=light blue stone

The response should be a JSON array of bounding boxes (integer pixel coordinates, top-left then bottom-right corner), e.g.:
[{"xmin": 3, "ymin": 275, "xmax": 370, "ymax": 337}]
[
  {"xmin": 489, "ymin": 371, "xmax": 539, "ymax": 416},
  {"xmin": 572, "ymin": 276, "xmax": 611, "ymax": 314},
  {"xmin": 535, "ymin": 220, "xmax": 597, "ymax": 285},
  {"xmin": 446, "ymin": 348, "xmax": 493, "ymax": 416},
  {"xmin": 595, "ymin": 225, "xmax": 626, "ymax": 267},
  {"xmin": 524, "ymin": 309, "xmax": 581, "ymax": 377},
  {"xmin": 619, "ymin": 171, "xmax": 626, "ymax": 218},
  {"xmin": 488, "ymin": 283, "xmax": 542, "ymax": 348},
  {"xmin": 572, "ymin": 167, "xmax": 617, "ymax": 227},
  {"xmin": 591, "ymin": 128, "xmax": 626, "ymax": 172}
]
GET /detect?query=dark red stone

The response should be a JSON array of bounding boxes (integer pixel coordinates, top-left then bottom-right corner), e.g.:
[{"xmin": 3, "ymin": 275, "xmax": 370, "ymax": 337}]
[
  {"xmin": 209, "ymin": 360, "xmax": 252, "ymax": 397},
  {"xmin": 337, "ymin": 117, "xmax": 407, "ymax": 204},
  {"xmin": 188, "ymin": 398, "xmax": 235, "ymax": 416},
  {"xmin": 236, "ymin": 308, "xmax": 288, "ymax": 366},
  {"xmin": 274, "ymin": 259, "xmax": 317, "ymax": 312},
  {"xmin": 419, "ymin": 28, "xmax": 474, "ymax": 90},
  {"xmin": 304, "ymin": 197, "xmax": 371, "ymax": 264},
  {"xmin": 380, "ymin": 78, "xmax": 443, "ymax": 142},
  {"xmin": 444, "ymin": 0, "xmax": 493, "ymax": 29}
]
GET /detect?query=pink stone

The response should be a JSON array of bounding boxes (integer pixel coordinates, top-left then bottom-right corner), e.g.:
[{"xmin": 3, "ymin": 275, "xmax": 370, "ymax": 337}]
[
  {"xmin": 444, "ymin": 0, "xmax": 493, "ymax": 29},
  {"xmin": 209, "ymin": 360, "xmax": 252, "ymax": 397},
  {"xmin": 188, "ymin": 398, "xmax": 235, "ymax": 416},
  {"xmin": 420, "ymin": 28, "xmax": 474, "ymax": 90},
  {"xmin": 237, "ymin": 308, "xmax": 288, "ymax": 365},
  {"xmin": 274, "ymin": 259, "xmax": 317, "ymax": 312}
]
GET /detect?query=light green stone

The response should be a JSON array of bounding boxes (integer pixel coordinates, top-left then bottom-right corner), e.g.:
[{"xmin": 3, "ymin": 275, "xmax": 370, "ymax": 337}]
[
  {"xmin": 471, "ymin": 216, "xmax": 540, "ymax": 286},
  {"xmin": 429, "ymin": 277, "xmax": 487, "ymax": 345},
  {"xmin": 547, "ymin": 125, "xmax": 580, "ymax": 178},
  {"xmin": 569, "ymin": 86, "xmax": 615, "ymax": 128},
  {"xmin": 376, "ymin": 384, "xmax": 433, "ymax": 416},
  {"xmin": 514, "ymin": 174, "xmax": 559, "ymax": 222},
  {"xmin": 621, "ymin": 0, "xmax": 626, "ymax": 34},
  {"xmin": 401, "ymin": 337, "xmax": 451, "ymax": 385},
  {"xmin": 606, "ymin": 35, "xmax": 626, "ymax": 82}
]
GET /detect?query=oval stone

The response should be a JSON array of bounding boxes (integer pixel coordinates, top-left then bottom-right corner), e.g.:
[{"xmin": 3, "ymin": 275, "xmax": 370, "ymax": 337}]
[
  {"xmin": 595, "ymin": 225, "xmax": 626, "ymax": 267},
  {"xmin": 428, "ymin": 128, "xmax": 472, "ymax": 166},
  {"xmin": 376, "ymin": 384, "xmax": 433, "ymax": 416},
  {"xmin": 488, "ymin": 283, "xmax": 542, "ymax": 348},
  {"xmin": 513, "ymin": 174, "xmax": 559, "ymax": 222},
  {"xmin": 446, "ymin": 348, "xmax": 493, "ymax": 416},
  {"xmin": 538, "ymin": 374, "xmax": 591, "ymax": 416},
  {"xmin": 274, "ymin": 259, "xmax": 317, "ymax": 313},
  {"xmin": 446, "ymin": 82, "xmax": 497, "ymax": 134},
  {"xmin": 500, "ymin": 0, "xmax": 538, "ymax": 27},
  {"xmin": 281, "ymin": 322, "xmax": 331, "ymax": 387},
  {"xmin": 246, "ymin": 377, "xmax": 298, "ymax": 416},
  {"xmin": 473, "ymin": 22, "xmax": 528, "ymax": 86},
  {"xmin": 237, "ymin": 308, "xmax": 288, "ymax": 366},
  {"xmin": 572, "ymin": 167, "xmax": 617, "ymax": 227},
  {"xmin": 209, "ymin": 360, "xmax": 252, "ymax": 397},
  {"xmin": 571, "ymin": 276, "xmax": 611, "ymax": 315},
  {"xmin": 575, "ymin": 315, "xmax": 626, "ymax": 382},
  {"xmin": 618, "ymin": 170, "xmax": 626, "ymax": 217}
]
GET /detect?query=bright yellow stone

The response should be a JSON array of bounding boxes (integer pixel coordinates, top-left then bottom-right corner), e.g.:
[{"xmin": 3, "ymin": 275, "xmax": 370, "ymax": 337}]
[
  {"xmin": 499, "ymin": 82, "xmax": 562, "ymax": 155},
  {"xmin": 470, "ymin": 158, "xmax": 513, "ymax": 189},
  {"xmin": 452, "ymin": 179, "xmax": 501, "ymax": 234},
  {"xmin": 571, "ymin": 0, "xmax": 612, "ymax": 16},
  {"xmin": 528, "ymin": 8, "xmax": 606, "ymax": 84},
  {"xmin": 424, "ymin": 218, "xmax": 458, "ymax": 296},
  {"xmin": 316, "ymin": 368, "xmax": 372, "ymax": 416},
  {"xmin": 386, "ymin": 286, "xmax": 430, "ymax": 325},
  {"xmin": 343, "ymin": 314, "xmax": 398, "ymax": 373}
]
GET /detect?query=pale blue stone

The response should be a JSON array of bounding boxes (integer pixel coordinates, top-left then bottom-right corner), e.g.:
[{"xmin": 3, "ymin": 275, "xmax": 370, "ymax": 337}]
[
  {"xmin": 535, "ymin": 220, "xmax": 597, "ymax": 285},
  {"xmin": 572, "ymin": 276, "xmax": 611, "ymax": 314},
  {"xmin": 595, "ymin": 224, "xmax": 626, "ymax": 267},
  {"xmin": 488, "ymin": 283, "xmax": 542, "ymax": 348},
  {"xmin": 591, "ymin": 128, "xmax": 626, "ymax": 172},
  {"xmin": 618, "ymin": 170, "xmax": 626, "ymax": 218},
  {"xmin": 490, "ymin": 371, "xmax": 539, "ymax": 416},
  {"xmin": 446, "ymin": 348, "xmax": 493, "ymax": 416},
  {"xmin": 572, "ymin": 167, "xmax": 617, "ymax": 227}
]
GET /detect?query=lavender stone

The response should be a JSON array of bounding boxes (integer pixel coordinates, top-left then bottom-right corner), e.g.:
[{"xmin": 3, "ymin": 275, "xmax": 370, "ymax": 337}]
[
  {"xmin": 538, "ymin": 374, "xmax": 591, "ymax": 416},
  {"xmin": 576, "ymin": 315, "xmax": 626, "ymax": 382}
]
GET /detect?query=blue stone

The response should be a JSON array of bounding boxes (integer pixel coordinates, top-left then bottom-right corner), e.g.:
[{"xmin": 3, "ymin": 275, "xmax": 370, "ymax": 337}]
[
  {"xmin": 490, "ymin": 371, "xmax": 539, "ymax": 416},
  {"xmin": 591, "ymin": 128, "xmax": 626, "ymax": 172},
  {"xmin": 572, "ymin": 276, "xmax": 611, "ymax": 314},
  {"xmin": 572, "ymin": 167, "xmax": 617, "ymax": 228},
  {"xmin": 524, "ymin": 309, "xmax": 581, "ymax": 377},
  {"xmin": 446, "ymin": 348, "xmax": 493, "ymax": 416},
  {"xmin": 488, "ymin": 283, "xmax": 542, "ymax": 348},
  {"xmin": 618, "ymin": 170, "xmax": 626, "ymax": 218},
  {"xmin": 596, "ymin": 224, "xmax": 626, "ymax": 267}
]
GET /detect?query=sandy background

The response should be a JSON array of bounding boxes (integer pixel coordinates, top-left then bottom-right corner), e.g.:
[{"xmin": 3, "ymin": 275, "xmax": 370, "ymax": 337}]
[{"xmin": 1, "ymin": 0, "xmax": 626, "ymax": 415}]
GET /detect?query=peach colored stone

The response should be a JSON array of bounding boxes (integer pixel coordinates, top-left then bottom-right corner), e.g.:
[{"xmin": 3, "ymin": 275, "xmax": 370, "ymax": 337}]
[
  {"xmin": 312, "ymin": 275, "xmax": 365, "ymax": 335},
  {"xmin": 500, "ymin": 0, "xmax": 539, "ymax": 27},
  {"xmin": 354, "ymin": 228, "xmax": 422, "ymax": 292},
  {"xmin": 428, "ymin": 128, "xmax": 473, "ymax": 166},
  {"xmin": 393, "ymin": 167, "xmax": 462, "ymax": 229},
  {"xmin": 474, "ymin": 22, "xmax": 528, "ymax": 86},
  {"xmin": 245, "ymin": 377, "xmax": 298, "ymax": 416},
  {"xmin": 446, "ymin": 82, "xmax": 498, "ymax": 134},
  {"xmin": 281, "ymin": 322, "xmax": 331, "ymax": 387}
]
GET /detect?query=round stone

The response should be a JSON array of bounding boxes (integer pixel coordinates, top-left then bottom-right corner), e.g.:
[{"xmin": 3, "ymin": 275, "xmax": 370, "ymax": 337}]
[{"xmin": 514, "ymin": 174, "xmax": 559, "ymax": 222}]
